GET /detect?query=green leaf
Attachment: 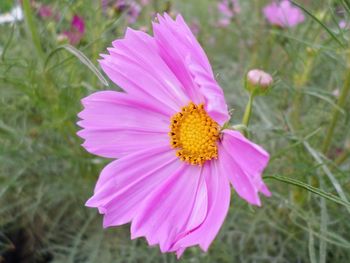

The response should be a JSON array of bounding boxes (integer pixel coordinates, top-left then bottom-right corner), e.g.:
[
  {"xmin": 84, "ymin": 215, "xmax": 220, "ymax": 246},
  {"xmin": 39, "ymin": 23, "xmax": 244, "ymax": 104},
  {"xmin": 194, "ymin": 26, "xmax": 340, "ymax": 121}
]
[
  {"xmin": 264, "ymin": 175, "xmax": 350, "ymax": 208},
  {"xmin": 291, "ymin": 1, "xmax": 345, "ymax": 48}
]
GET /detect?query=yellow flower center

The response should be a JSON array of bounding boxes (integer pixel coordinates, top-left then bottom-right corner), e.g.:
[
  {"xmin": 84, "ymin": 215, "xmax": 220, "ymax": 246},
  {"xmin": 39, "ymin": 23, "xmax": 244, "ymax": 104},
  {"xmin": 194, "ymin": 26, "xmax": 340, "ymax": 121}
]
[{"xmin": 169, "ymin": 102, "xmax": 220, "ymax": 165}]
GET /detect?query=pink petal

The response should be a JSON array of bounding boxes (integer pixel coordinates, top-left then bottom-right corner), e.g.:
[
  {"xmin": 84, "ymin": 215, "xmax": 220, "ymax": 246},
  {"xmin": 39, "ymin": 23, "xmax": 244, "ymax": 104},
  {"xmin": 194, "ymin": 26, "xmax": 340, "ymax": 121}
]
[
  {"xmin": 153, "ymin": 14, "xmax": 229, "ymax": 124},
  {"xmin": 99, "ymin": 28, "xmax": 190, "ymax": 114},
  {"xmin": 131, "ymin": 164, "xmax": 205, "ymax": 252},
  {"xmin": 86, "ymin": 146, "xmax": 179, "ymax": 226},
  {"xmin": 77, "ymin": 91, "xmax": 170, "ymax": 158},
  {"xmin": 187, "ymin": 59, "xmax": 230, "ymax": 125},
  {"xmin": 220, "ymin": 130, "xmax": 271, "ymax": 205},
  {"xmin": 171, "ymin": 161, "xmax": 231, "ymax": 254}
]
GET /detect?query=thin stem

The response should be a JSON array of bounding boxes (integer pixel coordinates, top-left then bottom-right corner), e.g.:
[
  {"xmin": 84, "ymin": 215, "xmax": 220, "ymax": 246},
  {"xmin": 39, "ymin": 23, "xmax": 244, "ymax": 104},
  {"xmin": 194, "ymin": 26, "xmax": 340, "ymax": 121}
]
[
  {"xmin": 242, "ymin": 93, "xmax": 255, "ymax": 137},
  {"xmin": 23, "ymin": 0, "xmax": 45, "ymax": 61},
  {"xmin": 322, "ymin": 70, "xmax": 350, "ymax": 154}
]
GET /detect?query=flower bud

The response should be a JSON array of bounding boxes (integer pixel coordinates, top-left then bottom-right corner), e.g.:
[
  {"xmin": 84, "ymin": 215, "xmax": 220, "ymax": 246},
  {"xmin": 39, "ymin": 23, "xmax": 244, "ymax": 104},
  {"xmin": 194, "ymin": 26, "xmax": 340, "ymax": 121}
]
[{"xmin": 246, "ymin": 69, "xmax": 273, "ymax": 95}]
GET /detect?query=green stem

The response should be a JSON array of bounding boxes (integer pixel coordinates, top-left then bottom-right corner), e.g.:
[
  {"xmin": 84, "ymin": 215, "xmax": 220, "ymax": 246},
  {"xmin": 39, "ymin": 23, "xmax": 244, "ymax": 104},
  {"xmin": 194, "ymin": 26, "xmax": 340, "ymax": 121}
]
[
  {"xmin": 23, "ymin": 0, "xmax": 44, "ymax": 61},
  {"xmin": 322, "ymin": 70, "xmax": 350, "ymax": 154},
  {"xmin": 242, "ymin": 93, "xmax": 255, "ymax": 136}
]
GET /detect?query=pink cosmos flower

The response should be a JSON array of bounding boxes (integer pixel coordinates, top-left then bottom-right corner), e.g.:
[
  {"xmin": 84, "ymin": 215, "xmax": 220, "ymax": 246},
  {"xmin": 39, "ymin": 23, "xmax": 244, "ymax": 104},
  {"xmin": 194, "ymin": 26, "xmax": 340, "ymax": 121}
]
[
  {"xmin": 263, "ymin": 0, "xmax": 305, "ymax": 28},
  {"xmin": 63, "ymin": 15, "xmax": 85, "ymax": 45},
  {"xmin": 78, "ymin": 13, "xmax": 271, "ymax": 257},
  {"xmin": 217, "ymin": 0, "xmax": 240, "ymax": 27}
]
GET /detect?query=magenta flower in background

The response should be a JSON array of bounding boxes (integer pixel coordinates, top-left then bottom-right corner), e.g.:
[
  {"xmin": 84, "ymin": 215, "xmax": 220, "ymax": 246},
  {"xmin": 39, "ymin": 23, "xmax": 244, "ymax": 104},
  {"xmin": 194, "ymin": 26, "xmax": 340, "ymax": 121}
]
[
  {"xmin": 64, "ymin": 15, "xmax": 85, "ymax": 45},
  {"xmin": 217, "ymin": 0, "xmax": 240, "ymax": 27},
  {"xmin": 78, "ymin": 13, "xmax": 270, "ymax": 257},
  {"xmin": 72, "ymin": 15, "xmax": 85, "ymax": 32},
  {"xmin": 263, "ymin": 0, "xmax": 305, "ymax": 28}
]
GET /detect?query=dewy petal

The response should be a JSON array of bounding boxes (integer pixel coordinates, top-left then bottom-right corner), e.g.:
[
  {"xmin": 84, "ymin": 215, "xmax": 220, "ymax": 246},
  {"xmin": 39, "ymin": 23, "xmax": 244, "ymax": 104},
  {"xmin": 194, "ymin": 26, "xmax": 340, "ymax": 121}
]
[
  {"xmin": 77, "ymin": 91, "xmax": 170, "ymax": 158},
  {"xmin": 99, "ymin": 28, "xmax": 190, "ymax": 114},
  {"xmin": 153, "ymin": 14, "xmax": 229, "ymax": 124},
  {"xmin": 131, "ymin": 164, "xmax": 205, "ymax": 253},
  {"xmin": 86, "ymin": 146, "xmax": 180, "ymax": 226},
  {"xmin": 171, "ymin": 161, "xmax": 231, "ymax": 255},
  {"xmin": 220, "ymin": 130, "xmax": 271, "ymax": 205}
]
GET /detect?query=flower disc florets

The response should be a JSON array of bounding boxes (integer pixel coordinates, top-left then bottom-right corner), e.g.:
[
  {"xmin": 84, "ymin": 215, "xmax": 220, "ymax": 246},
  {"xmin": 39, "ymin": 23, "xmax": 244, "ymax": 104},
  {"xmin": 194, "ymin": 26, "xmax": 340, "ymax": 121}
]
[{"xmin": 169, "ymin": 102, "xmax": 220, "ymax": 165}]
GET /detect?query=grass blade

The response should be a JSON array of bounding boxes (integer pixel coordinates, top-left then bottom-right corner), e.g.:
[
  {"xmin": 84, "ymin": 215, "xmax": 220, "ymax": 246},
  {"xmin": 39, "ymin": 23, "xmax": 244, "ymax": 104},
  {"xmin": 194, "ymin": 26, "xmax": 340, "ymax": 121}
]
[
  {"xmin": 264, "ymin": 175, "xmax": 350, "ymax": 209},
  {"xmin": 62, "ymin": 44, "xmax": 109, "ymax": 87},
  {"xmin": 291, "ymin": 1, "xmax": 345, "ymax": 48},
  {"xmin": 45, "ymin": 44, "xmax": 109, "ymax": 87}
]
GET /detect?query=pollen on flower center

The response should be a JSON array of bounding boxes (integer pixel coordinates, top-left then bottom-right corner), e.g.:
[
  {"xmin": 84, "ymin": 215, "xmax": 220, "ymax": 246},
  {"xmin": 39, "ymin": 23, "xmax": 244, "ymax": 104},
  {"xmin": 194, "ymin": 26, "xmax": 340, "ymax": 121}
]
[{"xmin": 169, "ymin": 102, "xmax": 220, "ymax": 165}]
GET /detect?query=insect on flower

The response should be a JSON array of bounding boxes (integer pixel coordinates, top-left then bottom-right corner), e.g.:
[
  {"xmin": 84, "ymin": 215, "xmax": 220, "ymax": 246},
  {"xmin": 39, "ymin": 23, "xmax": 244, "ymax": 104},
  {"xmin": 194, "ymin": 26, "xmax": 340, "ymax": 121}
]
[{"xmin": 77, "ymin": 13, "xmax": 271, "ymax": 257}]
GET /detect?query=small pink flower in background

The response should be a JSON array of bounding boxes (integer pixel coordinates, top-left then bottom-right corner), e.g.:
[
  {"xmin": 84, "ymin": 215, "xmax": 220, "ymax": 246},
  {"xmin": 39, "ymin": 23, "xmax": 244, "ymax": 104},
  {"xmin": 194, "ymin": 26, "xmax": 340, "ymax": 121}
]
[
  {"xmin": 140, "ymin": 0, "xmax": 150, "ymax": 6},
  {"xmin": 38, "ymin": 4, "xmax": 52, "ymax": 19},
  {"xmin": 115, "ymin": 0, "xmax": 141, "ymax": 24},
  {"xmin": 126, "ymin": 3, "xmax": 141, "ymax": 24},
  {"xmin": 339, "ymin": 20, "xmax": 349, "ymax": 29},
  {"xmin": 332, "ymin": 88, "xmax": 340, "ymax": 98},
  {"xmin": 78, "ymin": 13, "xmax": 270, "ymax": 257},
  {"xmin": 102, "ymin": 0, "xmax": 141, "ymax": 23},
  {"xmin": 36, "ymin": 3, "xmax": 60, "ymax": 21},
  {"xmin": 115, "ymin": 0, "xmax": 127, "ymax": 10},
  {"xmin": 189, "ymin": 19, "xmax": 200, "ymax": 36},
  {"xmin": 64, "ymin": 15, "xmax": 85, "ymax": 45},
  {"xmin": 217, "ymin": 0, "xmax": 240, "ymax": 27},
  {"xmin": 263, "ymin": 0, "xmax": 305, "ymax": 28}
]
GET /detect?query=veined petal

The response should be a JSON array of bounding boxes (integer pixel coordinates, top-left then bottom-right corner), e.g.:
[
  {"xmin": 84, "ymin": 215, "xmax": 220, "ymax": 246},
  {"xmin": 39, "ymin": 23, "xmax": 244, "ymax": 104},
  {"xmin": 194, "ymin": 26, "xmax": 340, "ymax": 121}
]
[
  {"xmin": 131, "ymin": 164, "xmax": 204, "ymax": 252},
  {"xmin": 153, "ymin": 14, "xmax": 229, "ymax": 124},
  {"xmin": 171, "ymin": 161, "xmax": 231, "ymax": 255},
  {"xmin": 187, "ymin": 59, "xmax": 229, "ymax": 125},
  {"xmin": 221, "ymin": 130, "xmax": 271, "ymax": 204},
  {"xmin": 86, "ymin": 146, "xmax": 179, "ymax": 226},
  {"xmin": 100, "ymin": 28, "xmax": 190, "ymax": 113},
  {"xmin": 77, "ymin": 91, "xmax": 170, "ymax": 158}
]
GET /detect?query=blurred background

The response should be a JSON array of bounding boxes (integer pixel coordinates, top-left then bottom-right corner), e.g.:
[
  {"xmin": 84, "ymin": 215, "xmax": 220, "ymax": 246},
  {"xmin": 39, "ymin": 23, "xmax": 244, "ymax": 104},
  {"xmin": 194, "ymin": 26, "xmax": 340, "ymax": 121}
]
[{"xmin": 0, "ymin": 0, "xmax": 350, "ymax": 262}]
